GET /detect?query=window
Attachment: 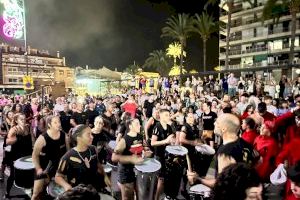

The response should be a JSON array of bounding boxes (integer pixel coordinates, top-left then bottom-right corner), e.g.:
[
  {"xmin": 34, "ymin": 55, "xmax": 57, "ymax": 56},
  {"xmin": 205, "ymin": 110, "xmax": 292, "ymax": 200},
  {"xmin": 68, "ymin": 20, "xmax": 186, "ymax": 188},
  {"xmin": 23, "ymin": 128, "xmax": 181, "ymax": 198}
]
[
  {"xmin": 8, "ymin": 78, "xmax": 18, "ymax": 83},
  {"xmin": 59, "ymin": 70, "xmax": 64, "ymax": 75},
  {"xmin": 8, "ymin": 67, "xmax": 17, "ymax": 72}
]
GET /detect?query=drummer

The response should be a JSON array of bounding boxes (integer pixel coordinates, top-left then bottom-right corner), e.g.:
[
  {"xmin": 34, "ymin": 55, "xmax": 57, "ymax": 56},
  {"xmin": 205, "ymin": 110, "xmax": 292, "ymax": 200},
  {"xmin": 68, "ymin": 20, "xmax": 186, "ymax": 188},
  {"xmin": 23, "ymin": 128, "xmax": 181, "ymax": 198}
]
[
  {"xmin": 5, "ymin": 113, "xmax": 33, "ymax": 198},
  {"xmin": 31, "ymin": 115, "xmax": 69, "ymax": 200},
  {"xmin": 112, "ymin": 118, "xmax": 150, "ymax": 200},
  {"xmin": 187, "ymin": 114, "xmax": 258, "ymax": 188},
  {"xmin": 151, "ymin": 109, "xmax": 176, "ymax": 200},
  {"xmin": 92, "ymin": 116, "xmax": 110, "ymax": 164},
  {"xmin": 55, "ymin": 124, "xmax": 109, "ymax": 193},
  {"xmin": 180, "ymin": 112, "xmax": 202, "ymax": 173}
]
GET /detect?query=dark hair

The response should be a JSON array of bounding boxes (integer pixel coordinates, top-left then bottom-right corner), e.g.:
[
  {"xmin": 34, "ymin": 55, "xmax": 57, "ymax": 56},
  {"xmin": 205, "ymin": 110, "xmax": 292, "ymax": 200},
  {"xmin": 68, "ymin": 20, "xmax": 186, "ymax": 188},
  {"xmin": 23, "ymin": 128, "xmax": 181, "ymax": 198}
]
[
  {"xmin": 288, "ymin": 161, "xmax": 300, "ymax": 184},
  {"xmin": 211, "ymin": 163, "xmax": 261, "ymax": 200},
  {"xmin": 244, "ymin": 117, "xmax": 256, "ymax": 130},
  {"xmin": 223, "ymin": 106, "xmax": 232, "ymax": 114},
  {"xmin": 204, "ymin": 101, "xmax": 212, "ymax": 108},
  {"xmin": 257, "ymin": 102, "xmax": 267, "ymax": 113},
  {"xmin": 71, "ymin": 125, "xmax": 90, "ymax": 145},
  {"xmin": 12, "ymin": 103, "xmax": 22, "ymax": 113},
  {"xmin": 245, "ymin": 104, "xmax": 254, "ymax": 113},
  {"xmin": 57, "ymin": 184, "xmax": 100, "ymax": 200}
]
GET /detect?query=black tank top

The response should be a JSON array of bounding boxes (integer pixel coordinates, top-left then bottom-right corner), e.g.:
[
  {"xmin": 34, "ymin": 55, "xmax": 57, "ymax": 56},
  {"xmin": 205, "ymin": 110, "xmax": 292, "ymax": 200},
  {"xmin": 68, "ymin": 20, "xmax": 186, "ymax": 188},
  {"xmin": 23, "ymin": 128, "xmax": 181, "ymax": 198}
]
[
  {"xmin": 118, "ymin": 134, "xmax": 143, "ymax": 184},
  {"xmin": 148, "ymin": 118, "xmax": 158, "ymax": 138},
  {"xmin": 182, "ymin": 123, "xmax": 199, "ymax": 155},
  {"xmin": 39, "ymin": 131, "xmax": 66, "ymax": 171},
  {"xmin": 10, "ymin": 126, "xmax": 32, "ymax": 161}
]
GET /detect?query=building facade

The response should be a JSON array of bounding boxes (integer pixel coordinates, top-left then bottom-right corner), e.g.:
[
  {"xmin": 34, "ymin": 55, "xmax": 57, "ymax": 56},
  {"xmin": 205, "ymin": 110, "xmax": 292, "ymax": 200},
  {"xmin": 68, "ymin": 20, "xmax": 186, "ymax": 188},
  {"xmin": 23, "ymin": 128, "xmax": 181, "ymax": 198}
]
[
  {"xmin": 219, "ymin": 0, "xmax": 300, "ymax": 78},
  {"xmin": 0, "ymin": 43, "xmax": 74, "ymax": 94}
]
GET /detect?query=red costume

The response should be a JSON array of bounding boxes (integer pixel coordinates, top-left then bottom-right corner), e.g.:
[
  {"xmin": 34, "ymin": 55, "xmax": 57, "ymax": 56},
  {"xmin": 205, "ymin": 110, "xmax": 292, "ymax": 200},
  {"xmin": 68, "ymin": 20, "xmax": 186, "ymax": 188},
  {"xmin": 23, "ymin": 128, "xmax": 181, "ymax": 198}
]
[
  {"xmin": 254, "ymin": 135, "xmax": 278, "ymax": 182},
  {"xmin": 241, "ymin": 130, "xmax": 258, "ymax": 145}
]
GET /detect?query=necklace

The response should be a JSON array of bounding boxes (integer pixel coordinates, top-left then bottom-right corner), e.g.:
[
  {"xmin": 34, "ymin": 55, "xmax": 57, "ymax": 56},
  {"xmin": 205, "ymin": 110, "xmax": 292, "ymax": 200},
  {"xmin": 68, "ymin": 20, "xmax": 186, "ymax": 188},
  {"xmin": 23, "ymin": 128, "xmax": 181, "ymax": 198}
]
[{"xmin": 74, "ymin": 148, "xmax": 92, "ymax": 169}]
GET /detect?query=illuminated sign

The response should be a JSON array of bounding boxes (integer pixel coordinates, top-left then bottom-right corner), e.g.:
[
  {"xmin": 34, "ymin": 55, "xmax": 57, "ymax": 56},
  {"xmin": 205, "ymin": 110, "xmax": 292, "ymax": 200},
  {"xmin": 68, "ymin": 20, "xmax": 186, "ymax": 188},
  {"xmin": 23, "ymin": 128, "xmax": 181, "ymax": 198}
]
[{"xmin": 1, "ymin": 0, "xmax": 24, "ymax": 39}]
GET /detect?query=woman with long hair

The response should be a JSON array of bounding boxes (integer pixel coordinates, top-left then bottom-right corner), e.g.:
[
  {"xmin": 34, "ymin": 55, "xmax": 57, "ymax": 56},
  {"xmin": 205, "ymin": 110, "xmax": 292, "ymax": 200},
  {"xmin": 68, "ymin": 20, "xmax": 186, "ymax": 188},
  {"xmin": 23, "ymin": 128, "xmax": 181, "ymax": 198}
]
[
  {"xmin": 31, "ymin": 115, "xmax": 69, "ymax": 200},
  {"xmin": 112, "ymin": 118, "xmax": 151, "ymax": 200},
  {"xmin": 4, "ymin": 113, "xmax": 32, "ymax": 198},
  {"xmin": 0, "ymin": 111, "xmax": 14, "ymax": 181}
]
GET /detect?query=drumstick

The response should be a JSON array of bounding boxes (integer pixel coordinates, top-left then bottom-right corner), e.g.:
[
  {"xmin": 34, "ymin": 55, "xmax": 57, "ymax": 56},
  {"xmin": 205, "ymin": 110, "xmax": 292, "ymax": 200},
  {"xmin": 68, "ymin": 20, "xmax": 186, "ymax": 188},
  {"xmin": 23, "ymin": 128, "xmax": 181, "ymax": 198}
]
[{"xmin": 186, "ymin": 154, "xmax": 192, "ymax": 172}]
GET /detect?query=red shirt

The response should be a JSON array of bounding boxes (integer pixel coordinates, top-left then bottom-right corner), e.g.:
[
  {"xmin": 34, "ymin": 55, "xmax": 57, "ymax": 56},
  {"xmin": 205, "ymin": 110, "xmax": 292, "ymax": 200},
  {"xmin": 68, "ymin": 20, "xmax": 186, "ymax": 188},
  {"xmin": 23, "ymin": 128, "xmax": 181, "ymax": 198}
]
[
  {"xmin": 241, "ymin": 112, "xmax": 250, "ymax": 120},
  {"xmin": 241, "ymin": 130, "xmax": 258, "ymax": 145},
  {"xmin": 254, "ymin": 135, "xmax": 278, "ymax": 182},
  {"xmin": 276, "ymin": 138, "xmax": 300, "ymax": 167},
  {"xmin": 123, "ymin": 102, "xmax": 137, "ymax": 118}
]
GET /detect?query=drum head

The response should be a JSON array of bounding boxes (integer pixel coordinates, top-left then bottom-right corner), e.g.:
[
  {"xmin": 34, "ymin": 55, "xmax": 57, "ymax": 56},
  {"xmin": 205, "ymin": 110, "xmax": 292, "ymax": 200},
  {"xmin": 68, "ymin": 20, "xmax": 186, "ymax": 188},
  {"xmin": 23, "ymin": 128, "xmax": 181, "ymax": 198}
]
[
  {"xmin": 135, "ymin": 158, "xmax": 161, "ymax": 173},
  {"xmin": 190, "ymin": 184, "xmax": 211, "ymax": 194},
  {"xmin": 195, "ymin": 144, "xmax": 215, "ymax": 155},
  {"xmin": 103, "ymin": 164, "xmax": 112, "ymax": 173},
  {"xmin": 47, "ymin": 181, "xmax": 65, "ymax": 197},
  {"xmin": 166, "ymin": 145, "xmax": 188, "ymax": 156},
  {"xmin": 14, "ymin": 156, "xmax": 34, "ymax": 170},
  {"xmin": 108, "ymin": 140, "xmax": 117, "ymax": 150}
]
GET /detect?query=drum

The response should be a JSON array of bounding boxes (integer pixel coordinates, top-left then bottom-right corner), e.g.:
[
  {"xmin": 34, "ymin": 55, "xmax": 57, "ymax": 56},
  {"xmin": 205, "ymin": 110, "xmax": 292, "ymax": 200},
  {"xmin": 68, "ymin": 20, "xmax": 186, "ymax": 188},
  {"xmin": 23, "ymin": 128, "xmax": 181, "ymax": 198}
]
[
  {"xmin": 135, "ymin": 158, "xmax": 161, "ymax": 200},
  {"xmin": 194, "ymin": 145, "xmax": 215, "ymax": 177},
  {"xmin": 47, "ymin": 180, "xmax": 65, "ymax": 198},
  {"xmin": 14, "ymin": 156, "xmax": 34, "ymax": 189},
  {"xmin": 165, "ymin": 146, "xmax": 188, "ymax": 199},
  {"xmin": 189, "ymin": 184, "xmax": 211, "ymax": 200}
]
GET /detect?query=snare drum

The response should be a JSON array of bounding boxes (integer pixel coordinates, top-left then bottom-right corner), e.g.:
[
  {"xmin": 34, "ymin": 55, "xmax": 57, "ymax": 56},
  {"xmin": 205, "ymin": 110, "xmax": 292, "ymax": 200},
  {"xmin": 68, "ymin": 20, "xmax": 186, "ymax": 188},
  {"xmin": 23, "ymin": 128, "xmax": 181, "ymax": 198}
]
[
  {"xmin": 14, "ymin": 156, "xmax": 34, "ymax": 189},
  {"xmin": 189, "ymin": 184, "xmax": 211, "ymax": 200},
  {"xmin": 135, "ymin": 158, "xmax": 161, "ymax": 200},
  {"xmin": 165, "ymin": 146, "xmax": 188, "ymax": 199},
  {"xmin": 47, "ymin": 180, "xmax": 65, "ymax": 198}
]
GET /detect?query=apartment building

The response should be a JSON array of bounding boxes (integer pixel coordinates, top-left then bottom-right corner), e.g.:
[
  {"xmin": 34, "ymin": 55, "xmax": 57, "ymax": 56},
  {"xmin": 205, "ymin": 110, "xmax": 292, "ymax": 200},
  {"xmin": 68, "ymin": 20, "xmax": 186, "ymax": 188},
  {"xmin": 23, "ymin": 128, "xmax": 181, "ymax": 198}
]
[
  {"xmin": 0, "ymin": 43, "xmax": 74, "ymax": 94},
  {"xmin": 219, "ymin": 0, "xmax": 300, "ymax": 78}
]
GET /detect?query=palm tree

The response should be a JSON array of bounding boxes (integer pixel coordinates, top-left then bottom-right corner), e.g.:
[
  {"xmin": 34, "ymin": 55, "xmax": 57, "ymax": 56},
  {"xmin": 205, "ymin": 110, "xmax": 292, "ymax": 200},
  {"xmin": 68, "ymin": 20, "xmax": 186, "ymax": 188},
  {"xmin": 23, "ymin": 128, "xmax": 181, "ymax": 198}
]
[
  {"xmin": 263, "ymin": 0, "xmax": 300, "ymax": 65},
  {"xmin": 166, "ymin": 42, "xmax": 186, "ymax": 66},
  {"xmin": 192, "ymin": 12, "xmax": 218, "ymax": 72},
  {"xmin": 161, "ymin": 13, "xmax": 193, "ymax": 84},
  {"xmin": 124, "ymin": 61, "xmax": 140, "ymax": 75},
  {"xmin": 143, "ymin": 50, "xmax": 171, "ymax": 76}
]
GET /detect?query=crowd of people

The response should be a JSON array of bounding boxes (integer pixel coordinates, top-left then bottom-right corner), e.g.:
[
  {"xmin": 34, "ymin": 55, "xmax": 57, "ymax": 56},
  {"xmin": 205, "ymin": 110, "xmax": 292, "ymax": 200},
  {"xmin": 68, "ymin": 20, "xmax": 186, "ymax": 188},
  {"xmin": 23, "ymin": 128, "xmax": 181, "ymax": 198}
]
[{"xmin": 0, "ymin": 72, "xmax": 299, "ymax": 200}]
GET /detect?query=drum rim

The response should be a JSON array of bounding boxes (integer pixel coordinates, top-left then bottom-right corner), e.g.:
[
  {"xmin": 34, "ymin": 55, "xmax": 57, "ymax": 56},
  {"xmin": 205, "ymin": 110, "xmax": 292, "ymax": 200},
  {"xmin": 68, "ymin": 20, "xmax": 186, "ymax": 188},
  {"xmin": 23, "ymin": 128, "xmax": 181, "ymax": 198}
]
[
  {"xmin": 135, "ymin": 158, "xmax": 161, "ymax": 172},
  {"xmin": 165, "ymin": 145, "xmax": 188, "ymax": 155},
  {"xmin": 189, "ymin": 184, "xmax": 211, "ymax": 194}
]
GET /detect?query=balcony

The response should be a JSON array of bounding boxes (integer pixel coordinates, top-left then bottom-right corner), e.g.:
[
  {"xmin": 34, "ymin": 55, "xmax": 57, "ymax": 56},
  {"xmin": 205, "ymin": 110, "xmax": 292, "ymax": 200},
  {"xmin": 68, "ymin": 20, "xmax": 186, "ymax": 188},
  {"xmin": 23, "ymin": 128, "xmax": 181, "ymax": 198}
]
[
  {"xmin": 220, "ymin": 59, "xmax": 300, "ymax": 70},
  {"xmin": 220, "ymin": 4, "xmax": 243, "ymax": 16},
  {"xmin": 220, "ymin": 25, "xmax": 300, "ymax": 47},
  {"xmin": 220, "ymin": 46, "xmax": 268, "ymax": 57}
]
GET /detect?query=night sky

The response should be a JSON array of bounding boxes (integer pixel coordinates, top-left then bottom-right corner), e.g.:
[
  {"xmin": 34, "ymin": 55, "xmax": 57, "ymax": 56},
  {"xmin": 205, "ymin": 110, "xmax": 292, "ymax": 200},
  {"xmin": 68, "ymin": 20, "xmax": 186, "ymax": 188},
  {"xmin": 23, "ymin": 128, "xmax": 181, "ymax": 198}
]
[{"xmin": 24, "ymin": 0, "xmax": 219, "ymax": 72}]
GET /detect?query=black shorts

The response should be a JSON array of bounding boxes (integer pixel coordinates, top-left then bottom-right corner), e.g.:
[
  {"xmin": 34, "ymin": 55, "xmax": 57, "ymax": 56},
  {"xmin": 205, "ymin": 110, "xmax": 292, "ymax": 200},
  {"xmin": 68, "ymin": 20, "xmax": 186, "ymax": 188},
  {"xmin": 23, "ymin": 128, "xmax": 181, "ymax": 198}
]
[{"xmin": 155, "ymin": 156, "xmax": 166, "ymax": 178}]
